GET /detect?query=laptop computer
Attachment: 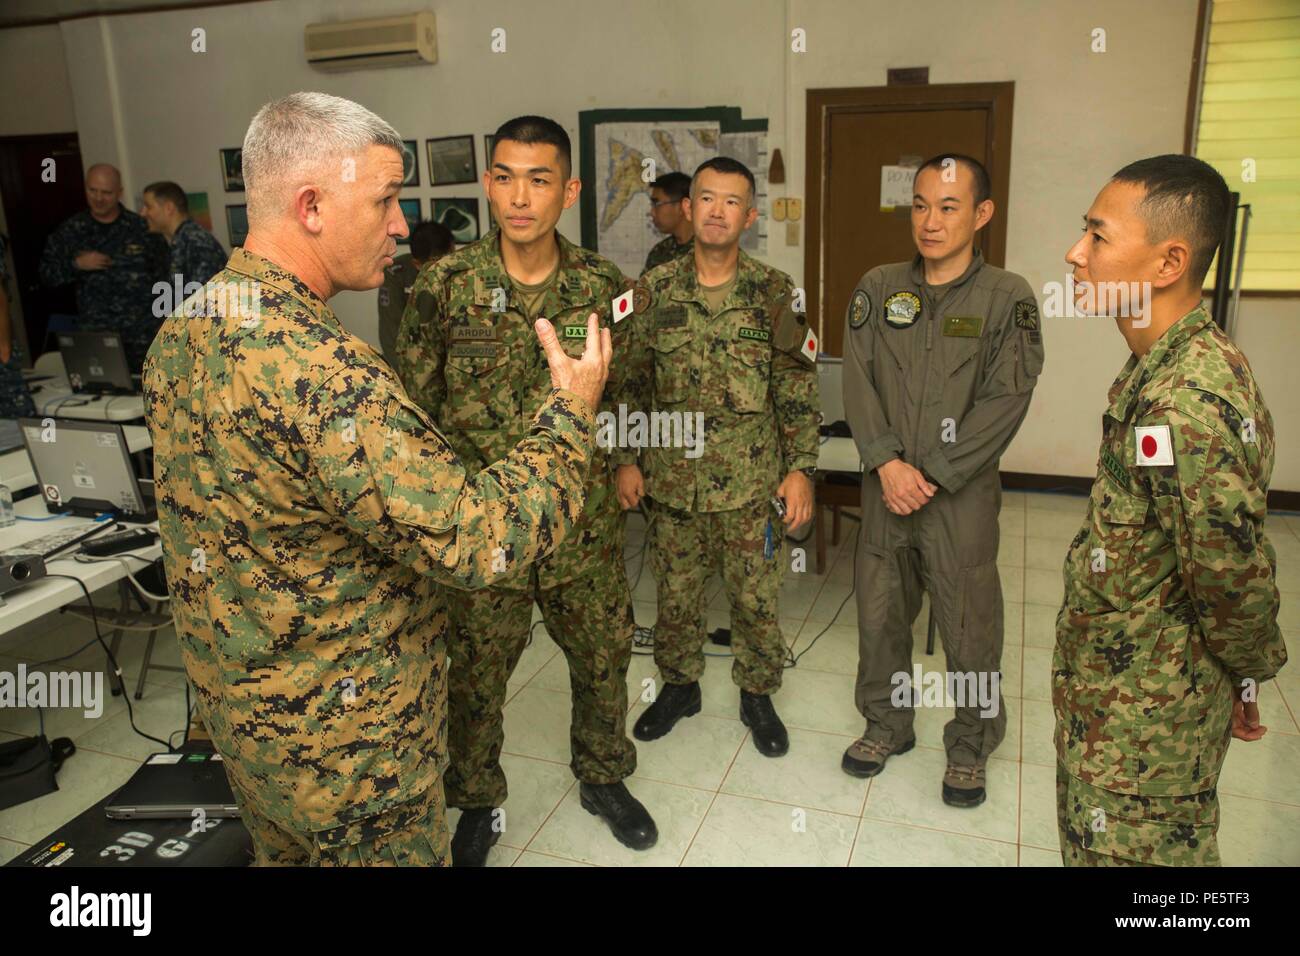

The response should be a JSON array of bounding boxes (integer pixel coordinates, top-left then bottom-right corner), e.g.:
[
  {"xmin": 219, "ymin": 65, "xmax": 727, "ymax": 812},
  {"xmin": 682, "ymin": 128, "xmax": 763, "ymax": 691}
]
[
  {"xmin": 56, "ymin": 331, "xmax": 137, "ymax": 395},
  {"xmin": 104, "ymin": 752, "xmax": 241, "ymax": 821},
  {"xmin": 17, "ymin": 417, "xmax": 157, "ymax": 522}
]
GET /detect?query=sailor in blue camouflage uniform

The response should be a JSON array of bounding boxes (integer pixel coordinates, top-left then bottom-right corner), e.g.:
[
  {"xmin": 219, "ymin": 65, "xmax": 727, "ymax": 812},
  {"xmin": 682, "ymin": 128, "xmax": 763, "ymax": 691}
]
[
  {"xmin": 141, "ymin": 180, "xmax": 228, "ymax": 289},
  {"xmin": 39, "ymin": 163, "xmax": 168, "ymax": 370}
]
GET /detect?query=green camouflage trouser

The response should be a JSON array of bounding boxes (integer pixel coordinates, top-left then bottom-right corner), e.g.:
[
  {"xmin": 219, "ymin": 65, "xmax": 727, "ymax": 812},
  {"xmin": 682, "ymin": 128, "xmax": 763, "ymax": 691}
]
[
  {"xmin": 1056, "ymin": 762, "xmax": 1221, "ymax": 866},
  {"xmin": 233, "ymin": 781, "xmax": 450, "ymax": 867},
  {"xmin": 650, "ymin": 496, "xmax": 786, "ymax": 695},
  {"xmin": 443, "ymin": 563, "xmax": 637, "ymax": 809}
]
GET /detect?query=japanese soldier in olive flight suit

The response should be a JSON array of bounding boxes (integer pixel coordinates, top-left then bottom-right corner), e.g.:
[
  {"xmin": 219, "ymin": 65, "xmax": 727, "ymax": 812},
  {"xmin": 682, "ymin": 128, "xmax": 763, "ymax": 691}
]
[
  {"xmin": 1056, "ymin": 154, "xmax": 1285, "ymax": 866},
  {"xmin": 623, "ymin": 157, "xmax": 821, "ymax": 759},
  {"xmin": 396, "ymin": 116, "xmax": 657, "ymax": 866},
  {"xmin": 842, "ymin": 154, "xmax": 1044, "ymax": 808}
]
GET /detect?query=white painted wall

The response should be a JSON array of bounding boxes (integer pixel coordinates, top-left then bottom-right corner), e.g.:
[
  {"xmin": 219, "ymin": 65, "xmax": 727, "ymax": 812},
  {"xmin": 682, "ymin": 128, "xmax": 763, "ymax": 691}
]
[{"xmin": 0, "ymin": 0, "xmax": 1295, "ymax": 489}]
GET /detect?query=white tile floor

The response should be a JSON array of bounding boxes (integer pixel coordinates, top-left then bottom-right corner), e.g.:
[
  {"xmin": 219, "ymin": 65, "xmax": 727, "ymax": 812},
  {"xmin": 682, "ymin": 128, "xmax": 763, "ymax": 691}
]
[{"xmin": 2, "ymin": 488, "xmax": 1299, "ymax": 867}]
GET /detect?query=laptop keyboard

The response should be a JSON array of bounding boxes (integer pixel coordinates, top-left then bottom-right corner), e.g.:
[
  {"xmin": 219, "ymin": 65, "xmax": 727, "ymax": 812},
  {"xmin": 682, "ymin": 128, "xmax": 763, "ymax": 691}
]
[{"xmin": 10, "ymin": 522, "xmax": 115, "ymax": 559}]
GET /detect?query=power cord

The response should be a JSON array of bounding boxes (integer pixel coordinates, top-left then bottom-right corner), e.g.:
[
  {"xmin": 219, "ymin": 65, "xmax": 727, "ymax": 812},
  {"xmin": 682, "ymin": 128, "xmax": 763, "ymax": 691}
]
[
  {"xmin": 44, "ymin": 573, "xmax": 179, "ymax": 751},
  {"xmin": 785, "ymin": 519, "xmax": 861, "ymax": 669},
  {"xmin": 70, "ymin": 551, "xmax": 171, "ymax": 603}
]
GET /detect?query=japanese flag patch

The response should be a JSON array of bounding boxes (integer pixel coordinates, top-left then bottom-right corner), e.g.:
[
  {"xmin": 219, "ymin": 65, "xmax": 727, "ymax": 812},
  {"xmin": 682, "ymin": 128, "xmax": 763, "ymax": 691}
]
[
  {"xmin": 800, "ymin": 327, "xmax": 819, "ymax": 363},
  {"xmin": 612, "ymin": 288, "xmax": 635, "ymax": 324},
  {"xmin": 1134, "ymin": 424, "xmax": 1174, "ymax": 466}
]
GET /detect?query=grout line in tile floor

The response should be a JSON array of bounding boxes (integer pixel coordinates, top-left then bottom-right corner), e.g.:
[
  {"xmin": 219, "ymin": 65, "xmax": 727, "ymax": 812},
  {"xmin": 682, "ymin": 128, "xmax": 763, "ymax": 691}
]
[
  {"xmin": 516, "ymin": 778, "xmax": 580, "ymax": 861},
  {"xmin": 676, "ymin": 728, "xmax": 749, "ymax": 866}
]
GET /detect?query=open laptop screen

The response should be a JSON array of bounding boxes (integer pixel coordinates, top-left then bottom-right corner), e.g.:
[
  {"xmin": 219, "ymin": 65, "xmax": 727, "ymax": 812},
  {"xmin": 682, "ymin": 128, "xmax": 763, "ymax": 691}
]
[{"xmin": 17, "ymin": 418, "xmax": 148, "ymax": 518}]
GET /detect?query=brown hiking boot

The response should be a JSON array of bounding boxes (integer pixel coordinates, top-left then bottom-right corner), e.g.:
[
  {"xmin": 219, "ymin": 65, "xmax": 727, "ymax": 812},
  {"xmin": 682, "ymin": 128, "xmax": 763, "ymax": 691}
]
[
  {"xmin": 841, "ymin": 734, "xmax": 915, "ymax": 779},
  {"xmin": 942, "ymin": 762, "xmax": 987, "ymax": 808}
]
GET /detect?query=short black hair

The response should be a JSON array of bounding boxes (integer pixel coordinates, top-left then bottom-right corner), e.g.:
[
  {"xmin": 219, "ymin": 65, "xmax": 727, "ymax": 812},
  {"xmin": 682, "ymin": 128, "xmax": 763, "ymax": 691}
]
[
  {"xmin": 691, "ymin": 156, "xmax": 756, "ymax": 205},
  {"xmin": 914, "ymin": 154, "xmax": 991, "ymax": 205},
  {"xmin": 651, "ymin": 171, "xmax": 691, "ymax": 203},
  {"xmin": 492, "ymin": 115, "xmax": 571, "ymax": 176},
  {"xmin": 143, "ymin": 180, "xmax": 188, "ymax": 215},
  {"xmin": 1110, "ymin": 154, "xmax": 1230, "ymax": 286},
  {"xmin": 410, "ymin": 220, "xmax": 454, "ymax": 261}
]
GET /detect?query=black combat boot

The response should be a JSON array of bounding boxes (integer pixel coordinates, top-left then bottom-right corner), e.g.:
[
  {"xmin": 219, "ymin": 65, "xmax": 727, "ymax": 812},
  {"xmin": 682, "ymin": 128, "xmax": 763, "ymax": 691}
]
[
  {"xmin": 740, "ymin": 690, "xmax": 789, "ymax": 757},
  {"xmin": 632, "ymin": 681, "xmax": 701, "ymax": 741},
  {"xmin": 450, "ymin": 807, "xmax": 501, "ymax": 867},
  {"xmin": 578, "ymin": 781, "xmax": 658, "ymax": 850}
]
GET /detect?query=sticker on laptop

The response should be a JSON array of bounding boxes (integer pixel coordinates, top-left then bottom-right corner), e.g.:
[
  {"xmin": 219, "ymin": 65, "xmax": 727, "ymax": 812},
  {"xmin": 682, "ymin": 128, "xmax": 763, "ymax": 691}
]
[{"xmin": 147, "ymin": 753, "xmax": 184, "ymax": 765}]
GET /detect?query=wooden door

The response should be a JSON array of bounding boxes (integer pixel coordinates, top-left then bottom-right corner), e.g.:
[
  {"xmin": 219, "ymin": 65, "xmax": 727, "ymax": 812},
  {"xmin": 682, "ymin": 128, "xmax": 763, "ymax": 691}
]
[{"xmin": 806, "ymin": 83, "xmax": 1015, "ymax": 356}]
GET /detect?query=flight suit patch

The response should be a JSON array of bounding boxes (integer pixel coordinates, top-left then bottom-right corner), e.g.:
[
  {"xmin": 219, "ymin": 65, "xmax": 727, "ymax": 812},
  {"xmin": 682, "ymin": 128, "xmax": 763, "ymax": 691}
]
[
  {"xmin": 942, "ymin": 315, "xmax": 984, "ymax": 338},
  {"xmin": 849, "ymin": 290, "xmax": 870, "ymax": 329},
  {"xmin": 883, "ymin": 291, "xmax": 921, "ymax": 329},
  {"xmin": 1014, "ymin": 299, "xmax": 1040, "ymax": 330},
  {"xmin": 737, "ymin": 327, "xmax": 770, "ymax": 342}
]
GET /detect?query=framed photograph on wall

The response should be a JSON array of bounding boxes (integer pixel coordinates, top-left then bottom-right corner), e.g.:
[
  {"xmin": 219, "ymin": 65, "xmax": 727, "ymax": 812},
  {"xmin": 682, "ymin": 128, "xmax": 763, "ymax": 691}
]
[
  {"xmin": 425, "ymin": 135, "xmax": 477, "ymax": 186},
  {"xmin": 431, "ymin": 198, "xmax": 481, "ymax": 244},
  {"xmin": 396, "ymin": 198, "xmax": 423, "ymax": 244},
  {"xmin": 400, "ymin": 139, "xmax": 419, "ymax": 187},
  {"xmin": 483, "ymin": 134, "xmax": 495, "ymax": 170},
  {"xmin": 220, "ymin": 148, "xmax": 244, "ymax": 192},
  {"xmin": 186, "ymin": 192, "xmax": 213, "ymax": 232},
  {"xmin": 225, "ymin": 204, "xmax": 248, "ymax": 247}
]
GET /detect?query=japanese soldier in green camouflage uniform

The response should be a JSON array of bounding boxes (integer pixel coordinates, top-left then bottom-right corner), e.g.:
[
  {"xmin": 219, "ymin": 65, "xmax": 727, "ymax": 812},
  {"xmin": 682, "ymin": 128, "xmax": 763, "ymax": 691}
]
[
  {"xmin": 642, "ymin": 171, "xmax": 694, "ymax": 276},
  {"xmin": 623, "ymin": 157, "xmax": 821, "ymax": 758},
  {"xmin": 396, "ymin": 116, "xmax": 657, "ymax": 866},
  {"xmin": 1056, "ymin": 154, "xmax": 1286, "ymax": 866},
  {"xmin": 143, "ymin": 93, "xmax": 614, "ymax": 867},
  {"xmin": 841, "ymin": 155, "xmax": 1044, "ymax": 808},
  {"xmin": 40, "ymin": 163, "xmax": 168, "ymax": 371}
]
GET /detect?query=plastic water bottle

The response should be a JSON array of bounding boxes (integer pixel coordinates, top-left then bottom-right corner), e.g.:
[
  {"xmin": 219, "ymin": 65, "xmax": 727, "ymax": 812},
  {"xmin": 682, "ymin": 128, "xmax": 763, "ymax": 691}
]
[{"xmin": 0, "ymin": 483, "xmax": 13, "ymax": 528}]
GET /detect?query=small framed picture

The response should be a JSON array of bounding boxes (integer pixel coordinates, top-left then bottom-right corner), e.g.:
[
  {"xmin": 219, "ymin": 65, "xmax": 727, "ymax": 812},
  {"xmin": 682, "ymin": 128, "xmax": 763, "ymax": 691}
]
[
  {"xmin": 483, "ymin": 134, "xmax": 495, "ymax": 170},
  {"xmin": 225, "ymin": 204, "xmax": 248, "ymax": 247},
  {"xmin": 186, "ymin": 192, "xmax": 213, "ymax": 232},
  {"xmin": 220, "ymin": 148, "xmax": 244, "ymax": 192},
  {"xmin": 396, "ymin": 198, "xmax": 423, "ymax": 244},
  {"xmin": 400, "ymin": 139, "xmax": 419, "ymax": 187},
  {"xmin": 425, "ymin": 135, "xmax": 477, "ymax": 186},
  {"xmin": 431, "ymin": 198, "xmax": 481, "ymax": 243}
]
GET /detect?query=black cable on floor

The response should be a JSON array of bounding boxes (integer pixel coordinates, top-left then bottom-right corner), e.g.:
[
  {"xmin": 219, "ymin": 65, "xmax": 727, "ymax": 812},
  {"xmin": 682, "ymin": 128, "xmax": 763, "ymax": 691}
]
[
  {"xmin": 45, "ymin": 573, "xmax": 176, "ymax": 751},
  {"xmin": 785, "ymin": 512, "xmax": 862, "ymax": 669}
]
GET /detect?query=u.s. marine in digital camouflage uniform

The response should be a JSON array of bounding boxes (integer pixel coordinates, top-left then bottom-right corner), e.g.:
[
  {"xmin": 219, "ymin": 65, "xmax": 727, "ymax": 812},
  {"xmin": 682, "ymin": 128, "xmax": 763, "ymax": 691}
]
[
  {"xmin": 1054, "ymin": 304, "xmax": 1285, "ymax": 866},
  {"xmin": 395, "ymin": 228, "xmax": 644, "ymax": 825},
  {"xmin": 143, "ymin": 247, "xmax": 599, "ymax": 866},
  {"xmin": 629, "ymin": 248, "xmax": 820, "ymax": 711}
]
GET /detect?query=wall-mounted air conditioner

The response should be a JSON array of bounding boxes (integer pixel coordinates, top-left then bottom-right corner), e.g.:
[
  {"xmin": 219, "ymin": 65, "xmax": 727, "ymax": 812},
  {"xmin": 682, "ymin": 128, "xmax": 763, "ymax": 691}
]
[{"xmin": 305, "ymin": 11, "xmax": 437, "ymax": 72}]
